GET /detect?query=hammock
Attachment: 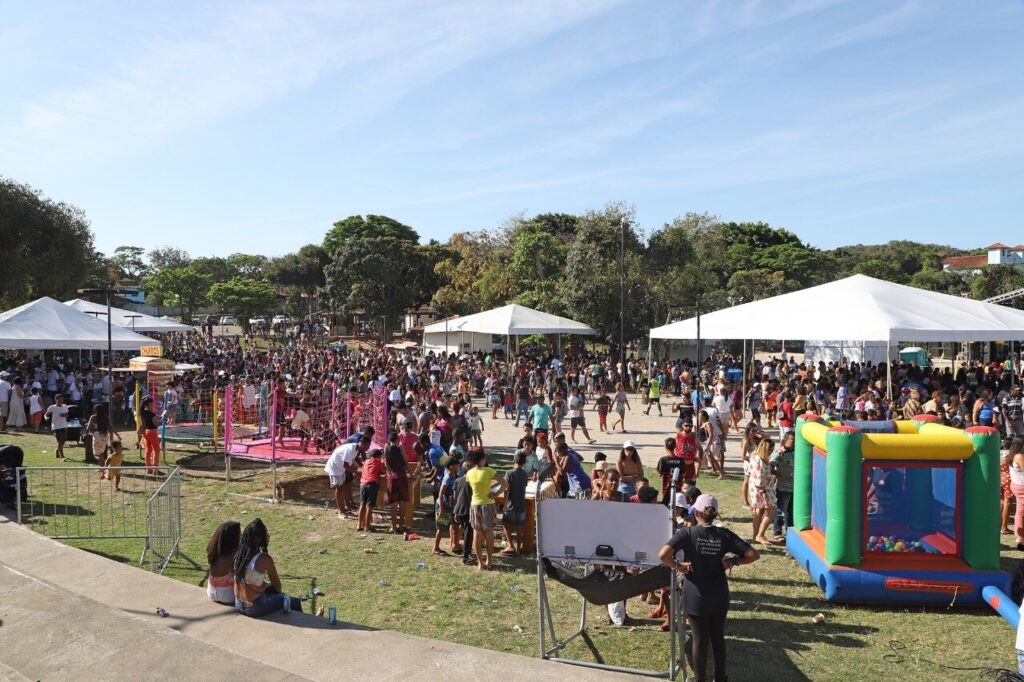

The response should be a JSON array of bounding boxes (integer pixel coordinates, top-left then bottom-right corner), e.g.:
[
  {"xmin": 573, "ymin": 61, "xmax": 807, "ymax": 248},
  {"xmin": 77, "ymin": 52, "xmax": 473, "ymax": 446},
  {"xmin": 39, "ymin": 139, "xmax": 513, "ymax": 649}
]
[{"xmin": 542, "ymin": 558, "xmax": 671, "ymax": 605}]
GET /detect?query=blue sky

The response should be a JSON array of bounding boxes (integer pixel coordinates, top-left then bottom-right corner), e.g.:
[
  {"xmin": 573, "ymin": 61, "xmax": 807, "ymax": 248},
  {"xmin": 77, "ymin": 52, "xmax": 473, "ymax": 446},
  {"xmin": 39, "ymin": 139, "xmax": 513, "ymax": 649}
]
[{"xmin": 2, "ymin": 0, "xmax": 1023, "ymax": 257}]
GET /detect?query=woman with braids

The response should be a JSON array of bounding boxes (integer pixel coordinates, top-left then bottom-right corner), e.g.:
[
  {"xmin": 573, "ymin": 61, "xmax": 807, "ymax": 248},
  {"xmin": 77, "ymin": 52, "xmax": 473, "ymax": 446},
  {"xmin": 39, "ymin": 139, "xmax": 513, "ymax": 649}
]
[
  {"xmin": 206, "ymin": 521, "xmax": 241, "ymax": 605},
  {"xmin": 233, "ymin": 518, "xmax": 303, "ymax": 617},
  {"xmin": 659, "ymin": 494, "xmax": 759, "ymax": 682}
]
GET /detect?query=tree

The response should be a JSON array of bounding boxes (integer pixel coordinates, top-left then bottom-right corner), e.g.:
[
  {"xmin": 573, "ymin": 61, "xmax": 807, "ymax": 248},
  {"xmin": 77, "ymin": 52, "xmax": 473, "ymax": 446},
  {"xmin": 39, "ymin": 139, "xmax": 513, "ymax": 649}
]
[
  {"xmin": 190, "ymin": 256, "xmax": 234, "ymax": 284},
  {"xmin": 431, "ymin": 230, "xmax": 512, "ymax": 315},
  {"xmin": 268, "ymin": 244, "xmax": 328, "ymax": 317},
  {"xmin": 209, "ymin": 277, "xmax": 278, "ymax": 333},
  {"xmin": 727, "ymin": 269, "xmax": 785, "ymax": 304},
  {"xmin": 908, "ymin": 268, "xmax": 969, "ymax": 296},
  {"xmin": 107, "ymin": 246, "xmax": 149, "ymax": 283},
  {"xmin": 225, "ymin": 253, "xmax": 269, "ymax": 279},
  {"xmin": 559, "ymin": 204, "xmax": 650, "ymax": 349},
  {"xmin": 506, "ymin": 214, "xmax": 575, "ymax": 313},
  {"xmin": 143, "ymin": 265, "xmax": 212, "ymax": 323},
  {"xmin": 971, "ymin": 265, "xmax": 1024, "ymax": 300},
  {"xmin": 0, "ymin": 178, "xmax": 102, "ymax": 308},
  {"xmin": 322, "ymin": 215, "xmax": 418, "ymax": 259},
  {"xmin": 322, "ymin": 237, "xmax": 429, "ymax": 341},
  {"xmin": 147, "ymin": 246, "xmax": 191, "ymax": 270}
]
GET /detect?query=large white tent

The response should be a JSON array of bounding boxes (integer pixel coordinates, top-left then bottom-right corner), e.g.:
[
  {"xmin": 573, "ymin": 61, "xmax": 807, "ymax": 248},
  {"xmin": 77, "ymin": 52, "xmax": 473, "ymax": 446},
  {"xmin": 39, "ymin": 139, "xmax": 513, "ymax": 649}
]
[
  {"xmin": 650, "ymin": 274, "xmax": 1024, "ymax": 344},
  {"xmin": 0, "ymin": 297, "xmax": 156, "ymax": 350},
  {"xmin": 423, "ymin": 304, "xmax": 596, "ymax": 355},
  {"xmin": 64, "ymin": 298, "xmax": 192, "ymax": 333}
]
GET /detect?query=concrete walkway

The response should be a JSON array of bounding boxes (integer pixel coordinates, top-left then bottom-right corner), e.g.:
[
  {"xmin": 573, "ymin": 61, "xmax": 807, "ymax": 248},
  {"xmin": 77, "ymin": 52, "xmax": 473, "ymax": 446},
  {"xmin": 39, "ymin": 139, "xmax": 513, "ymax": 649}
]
[{"xmin": 0, "ymin": 516, "xmax": 637, "ymax": 681}]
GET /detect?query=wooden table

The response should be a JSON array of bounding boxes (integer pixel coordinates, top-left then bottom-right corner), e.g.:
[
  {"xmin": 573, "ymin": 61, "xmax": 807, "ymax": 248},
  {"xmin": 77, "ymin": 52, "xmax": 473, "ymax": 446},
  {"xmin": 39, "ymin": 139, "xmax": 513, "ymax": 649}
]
[
  {"xmin": 375, "ymin": 474, "xmax": 421, "ymax": 528},
  {"xmin": 494, "ymin": 493, "xmax": 537, "ymax": 554}
]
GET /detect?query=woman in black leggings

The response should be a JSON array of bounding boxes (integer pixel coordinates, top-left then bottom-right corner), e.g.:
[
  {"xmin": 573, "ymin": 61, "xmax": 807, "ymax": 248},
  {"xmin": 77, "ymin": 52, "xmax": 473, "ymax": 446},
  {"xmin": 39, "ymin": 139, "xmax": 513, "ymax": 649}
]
[{"xmin": 659, "ymin": 494, "xmax": 759, "ymax": 682}]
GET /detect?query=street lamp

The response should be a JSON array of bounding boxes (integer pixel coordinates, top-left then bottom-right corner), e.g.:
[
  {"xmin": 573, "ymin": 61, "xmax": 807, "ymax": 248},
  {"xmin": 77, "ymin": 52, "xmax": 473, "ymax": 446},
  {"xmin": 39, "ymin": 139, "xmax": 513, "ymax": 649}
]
[
  {"xmin": 78, "ymin": 286, "xmax": 135, "ymax": 419},
  {"xmin": 619, "ymin": 217, "xmax": 627, "ymax": 378}
]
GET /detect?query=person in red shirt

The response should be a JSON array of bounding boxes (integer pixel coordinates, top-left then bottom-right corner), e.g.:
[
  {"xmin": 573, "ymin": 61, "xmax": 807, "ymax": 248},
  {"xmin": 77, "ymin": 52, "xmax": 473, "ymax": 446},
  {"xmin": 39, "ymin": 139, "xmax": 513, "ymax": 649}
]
[
  {"xmin": 397, "ymin": 422, "xmax": 419, "ymax": 465},
  {"xmin": 778, "ymin": 392, "xmax": 796, "ymax": 439},
  {"xmin": 358, "ymin": 448, "xmax": 385, "ymax": 532},
  {"xmin": 674, "ymin": 421, "xmax": 704, "ymax": 481}
]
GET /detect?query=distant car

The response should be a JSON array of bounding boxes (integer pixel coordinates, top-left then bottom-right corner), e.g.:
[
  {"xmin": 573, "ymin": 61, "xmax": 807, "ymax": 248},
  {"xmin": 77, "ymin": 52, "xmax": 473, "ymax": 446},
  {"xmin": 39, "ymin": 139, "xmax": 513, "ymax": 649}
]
[
  {"xmin": 272, "ymin": 315, "xmax": 290, "ymax": 325},
  {"xmin": 249, "ymin": 317, "xmax": 267, "ymax": 327},
  {"xmin": 219, "ymin": 316, "xmax": 236, "ymax": 326}
]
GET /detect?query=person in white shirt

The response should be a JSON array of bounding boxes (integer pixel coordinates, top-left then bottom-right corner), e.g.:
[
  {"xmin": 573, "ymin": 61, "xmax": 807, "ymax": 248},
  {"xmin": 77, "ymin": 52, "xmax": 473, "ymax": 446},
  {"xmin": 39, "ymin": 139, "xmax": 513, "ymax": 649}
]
[
  {"xmin": 45, "ymin": 393, "xmax": 70, "ymax": 459},
  {"xmin": 712, "ymin": 388, "xmax": 733, "ymax": 433},
  {"xmin": 324, "ymin": 437, "xmax": 369, "ymax": 518},
  {"xmin": 0, "ymin": 372, "xmax": 11, "ymax": 432}
]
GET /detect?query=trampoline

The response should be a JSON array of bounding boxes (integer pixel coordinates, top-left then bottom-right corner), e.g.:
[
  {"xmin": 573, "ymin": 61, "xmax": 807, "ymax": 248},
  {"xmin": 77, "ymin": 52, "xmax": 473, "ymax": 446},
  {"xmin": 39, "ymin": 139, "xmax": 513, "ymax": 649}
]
[
  {"xmin": 226, "ymin": 436, "xmax": 330, "ymax": 463},
  {"xmin": 162, "ymin": 422, "xmax": 218, "ymax": 445}
]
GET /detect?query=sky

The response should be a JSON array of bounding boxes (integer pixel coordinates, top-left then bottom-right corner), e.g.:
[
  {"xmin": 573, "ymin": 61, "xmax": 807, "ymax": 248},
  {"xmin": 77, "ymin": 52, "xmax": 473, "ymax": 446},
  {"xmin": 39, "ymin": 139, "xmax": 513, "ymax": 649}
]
[{"xmin": 2, "ymin": 0, "xmax": 1023, "ymax": 257}]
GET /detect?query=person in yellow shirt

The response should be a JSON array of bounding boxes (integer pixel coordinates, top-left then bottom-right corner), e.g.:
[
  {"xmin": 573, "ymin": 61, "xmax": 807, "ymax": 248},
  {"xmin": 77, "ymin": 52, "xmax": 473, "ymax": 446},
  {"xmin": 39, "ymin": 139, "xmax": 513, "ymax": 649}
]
[
  {"xmin": 465, "ymin": 447, "xmax": 507, "ymax": 571},
  {"xmin": 645, "ymin": 373, "xmax": 663, "ymax": 416}
]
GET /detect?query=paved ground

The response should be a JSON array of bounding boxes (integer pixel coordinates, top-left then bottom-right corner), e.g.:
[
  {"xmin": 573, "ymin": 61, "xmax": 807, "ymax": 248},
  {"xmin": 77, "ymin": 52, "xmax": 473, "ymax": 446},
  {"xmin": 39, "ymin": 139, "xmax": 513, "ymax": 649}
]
[
  {"xmin": 475, "ymin": 393, "xmax": 754, "ymax": 474},
  {"xmin": 0, "ymin": 516, "xmax": 638, "ymax": 681}
]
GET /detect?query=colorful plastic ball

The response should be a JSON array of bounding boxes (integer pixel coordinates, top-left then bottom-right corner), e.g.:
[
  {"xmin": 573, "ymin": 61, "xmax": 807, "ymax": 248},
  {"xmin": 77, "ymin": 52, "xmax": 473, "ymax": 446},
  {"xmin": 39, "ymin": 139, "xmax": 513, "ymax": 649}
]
[
  {"xmin": 868, "ymin": 536, "xmax": 878, "ymax": 545},
  {"xmin": 894, "ymin": 542, "xmax": 905, "ymax": 552}
]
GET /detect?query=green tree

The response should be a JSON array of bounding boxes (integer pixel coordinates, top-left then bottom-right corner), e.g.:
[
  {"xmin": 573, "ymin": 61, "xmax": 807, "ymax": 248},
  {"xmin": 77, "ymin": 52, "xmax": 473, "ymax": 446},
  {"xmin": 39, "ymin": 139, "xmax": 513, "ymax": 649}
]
[
  {"xmin": 190, "ymin": 256, "xmax": 234, "ymax": 284},
  {"xmin": 143, "ymin": 265, "xmax": 212, "ymax": 323},
  {"xmin": 0, "ymin": 178, "xmax": 102, "ymax": 308},
  {"xmin": 147, "ymin": 246, "xmax": 191, "ymax": 270},
  {"xmin": 728, "ymin": 269, "xmax": 786, "ymax": 304},
  {"xmin": 209, "ymin": 277, "xmax": 278, "ymax": 333},
  {"xmin": 431, "ymin": 230, "xmax": 512, "ymax": 315},
  {"xmin": 908, "ymin": 269, "xmax": 968, "ymax": 296},
  {"xmin": 507, "ymin": 214, "xmax": 574, "ymax": 312},
  {"xmin": 971, "ymin": 265, "xmax": 1024, "ymax": 300},
  {"xmin": 107, "ymin": 245, "xmax": 149, "ymax": 283},
  {"xmin": 268, "ymin": 244, "xmax": 328, "ymax": 317},
  {"xmin": 322, "ymin": 215, "xmax": 418, "ymax": 259},
  {"xmin": 559, "ymin": 204, "xmax": 649, "ymax": 350},
  {"xmin": 322, "ymin": 237, "xmax": 429, "ymax": 341},
  {"xmin": 225, "ymin": 253, "xmax": 269, "ymax": 279}
]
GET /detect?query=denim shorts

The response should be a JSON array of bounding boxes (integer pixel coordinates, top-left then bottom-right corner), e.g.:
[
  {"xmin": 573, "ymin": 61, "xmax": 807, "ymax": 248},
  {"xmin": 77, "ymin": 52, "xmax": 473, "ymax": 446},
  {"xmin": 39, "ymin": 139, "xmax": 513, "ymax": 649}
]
[{"xmin": 504, "ymin": 510, "xmax": 526, "ymax": 526}]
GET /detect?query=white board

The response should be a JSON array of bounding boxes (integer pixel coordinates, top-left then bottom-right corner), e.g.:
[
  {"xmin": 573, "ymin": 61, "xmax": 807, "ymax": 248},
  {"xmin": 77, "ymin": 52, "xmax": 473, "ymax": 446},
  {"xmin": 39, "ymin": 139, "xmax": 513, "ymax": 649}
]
[{"xmin": 538, "ymin": 498, "xmax": 672, "ymax": 567}]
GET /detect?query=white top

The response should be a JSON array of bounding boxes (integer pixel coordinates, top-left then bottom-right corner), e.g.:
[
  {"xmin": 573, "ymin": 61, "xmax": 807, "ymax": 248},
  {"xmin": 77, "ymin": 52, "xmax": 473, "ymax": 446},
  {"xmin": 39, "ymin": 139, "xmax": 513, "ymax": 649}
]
[
  {"xmin": 568, "ymin": 396, "xmax": 583, "ymax": 419},
  {"xmin": 324, "ymin": 442, "xmax": 359, "ymax": 477},
  {"xmin": 1010, "ymin": 461, "xmax": 1024, "ymax": 487},
  {"xmin": 29, "ymin": 394, "xmax": 43, "ymax": 414},
  {"xmin": 242, "ymin": 384, "xmax": 257, "ymax": 408},
  {"xmin": 46, "ymin": 404, "xmax": 69, "ymax": 429},
  {"xmin": 0, "ymin": 379, "xmax": 10, "ymax": 402}
]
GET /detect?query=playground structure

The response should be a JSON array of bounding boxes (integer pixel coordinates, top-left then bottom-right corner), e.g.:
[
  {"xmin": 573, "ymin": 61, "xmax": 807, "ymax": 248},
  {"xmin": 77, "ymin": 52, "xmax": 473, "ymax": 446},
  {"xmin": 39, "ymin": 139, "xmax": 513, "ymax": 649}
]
[
  {"xmin": 135, "ymin": 377, "xmax": 225, "ymax": 451},
  {"xmin": 786, "ymin": 414, "xmax": 1010, "ymax": 605},
  {"xmin": 223, "ymin": 383, "xmax": 387, "ymax": 500}
]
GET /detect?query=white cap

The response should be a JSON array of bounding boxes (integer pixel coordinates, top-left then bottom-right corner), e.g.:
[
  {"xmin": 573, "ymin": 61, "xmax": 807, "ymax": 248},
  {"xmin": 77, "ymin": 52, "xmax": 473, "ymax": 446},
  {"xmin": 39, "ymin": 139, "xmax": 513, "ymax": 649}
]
[
  {"xmin": 674, "ymin": 492, "xmax": 689, "ymax": 508},
  {"xmin": 622, "ymin": 440, "xmax": 637, "ymax": 449}
]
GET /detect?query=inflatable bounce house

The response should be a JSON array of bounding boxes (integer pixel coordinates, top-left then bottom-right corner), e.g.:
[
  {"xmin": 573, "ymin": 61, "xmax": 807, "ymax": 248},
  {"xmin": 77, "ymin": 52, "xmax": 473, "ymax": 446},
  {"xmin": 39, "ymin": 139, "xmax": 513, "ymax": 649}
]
[{"xmin": 786, "ymin": 414, "xmax": 1010, "ymax": 605}]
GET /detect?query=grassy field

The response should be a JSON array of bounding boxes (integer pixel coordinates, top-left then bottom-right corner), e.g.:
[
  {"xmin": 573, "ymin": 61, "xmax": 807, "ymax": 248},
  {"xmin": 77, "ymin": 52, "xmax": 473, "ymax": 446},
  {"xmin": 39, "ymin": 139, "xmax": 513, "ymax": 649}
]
[{"xmin": 4, "ymin": 428, "xmax": 1019, "ymax": 680}]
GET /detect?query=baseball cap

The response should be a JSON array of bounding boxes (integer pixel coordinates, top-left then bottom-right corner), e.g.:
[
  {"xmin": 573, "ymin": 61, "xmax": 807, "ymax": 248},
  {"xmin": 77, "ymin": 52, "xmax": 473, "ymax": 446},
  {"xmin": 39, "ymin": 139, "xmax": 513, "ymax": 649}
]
[
  {"xmin": 692, "ymin": 494, "xmax": 718, "ymax": 513},
  {"xmin": 593, "ymin": 461, "xmax": 607, "ymax": 471},
  {"xmin": 674, "ymin": 491, "xmax": 689, "ymax": 509},
  {"xmin": 623, "ymin": 440, "xmax": 637, "ymax": 449}
]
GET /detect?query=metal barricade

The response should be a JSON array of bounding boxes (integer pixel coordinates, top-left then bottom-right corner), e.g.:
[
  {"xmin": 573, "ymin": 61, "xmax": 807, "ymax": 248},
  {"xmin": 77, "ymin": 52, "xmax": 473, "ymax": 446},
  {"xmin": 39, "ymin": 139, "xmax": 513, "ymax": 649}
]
[{"xmin": 15, "ymin": 466, "xmax": 196, "ymax": 575}]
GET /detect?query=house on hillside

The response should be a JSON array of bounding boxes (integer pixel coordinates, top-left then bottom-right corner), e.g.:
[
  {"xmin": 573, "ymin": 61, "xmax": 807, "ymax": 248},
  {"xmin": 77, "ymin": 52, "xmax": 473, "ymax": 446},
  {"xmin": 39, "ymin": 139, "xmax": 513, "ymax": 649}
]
[{"xmin": 943, "ymin": 243, "xmax": 1024, "ymax": 274}]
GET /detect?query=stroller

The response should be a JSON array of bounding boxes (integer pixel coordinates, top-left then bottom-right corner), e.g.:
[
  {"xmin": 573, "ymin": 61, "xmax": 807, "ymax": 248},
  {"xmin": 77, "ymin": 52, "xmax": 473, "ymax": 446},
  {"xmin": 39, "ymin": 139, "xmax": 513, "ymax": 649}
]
[{"xmin": 0, "ymin": 444, "xmax": 28, "ymax": 508}]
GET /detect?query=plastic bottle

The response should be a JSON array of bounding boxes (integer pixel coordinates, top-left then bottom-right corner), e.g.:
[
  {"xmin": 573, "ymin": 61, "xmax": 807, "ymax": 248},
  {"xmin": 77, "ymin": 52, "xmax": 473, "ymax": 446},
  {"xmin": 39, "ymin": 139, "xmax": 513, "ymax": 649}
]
[
  {"xmin": 416, "ymin": 562, "xmax": 425, "ymax": 570},
  {"xmin": 282, "ymin": 597, "xmax": 291, "ymax": 614},
  {"xmin": 328, "ymin": 606, "xmax": 337, "ymax": 625}
]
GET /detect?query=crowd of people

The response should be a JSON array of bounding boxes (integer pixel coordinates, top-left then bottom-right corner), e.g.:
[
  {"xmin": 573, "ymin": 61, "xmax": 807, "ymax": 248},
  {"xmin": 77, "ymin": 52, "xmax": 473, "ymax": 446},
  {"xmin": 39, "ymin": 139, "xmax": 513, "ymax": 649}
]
[{"xmin": 5, "ymin": 334, "xmax": 1024, "ymax": 682}]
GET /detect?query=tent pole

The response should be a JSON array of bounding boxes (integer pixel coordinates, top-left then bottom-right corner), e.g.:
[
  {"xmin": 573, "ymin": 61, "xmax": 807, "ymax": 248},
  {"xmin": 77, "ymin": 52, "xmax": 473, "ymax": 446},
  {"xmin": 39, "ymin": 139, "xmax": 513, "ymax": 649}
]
[
  {"xmin": 886, "ymin": 339, "xmax": 893, "ymax": 400},
  {"xmin": 742, "ymin": 339, "xmax": 747, "ymax": 424}
]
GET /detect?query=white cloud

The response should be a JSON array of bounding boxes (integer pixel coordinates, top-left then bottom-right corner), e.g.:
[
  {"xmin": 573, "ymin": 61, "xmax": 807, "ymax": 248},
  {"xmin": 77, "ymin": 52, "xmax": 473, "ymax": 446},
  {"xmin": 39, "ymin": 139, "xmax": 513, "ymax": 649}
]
[{"xmin": 0, "ymin": 1, "xmax": 627, "ymax": 167}]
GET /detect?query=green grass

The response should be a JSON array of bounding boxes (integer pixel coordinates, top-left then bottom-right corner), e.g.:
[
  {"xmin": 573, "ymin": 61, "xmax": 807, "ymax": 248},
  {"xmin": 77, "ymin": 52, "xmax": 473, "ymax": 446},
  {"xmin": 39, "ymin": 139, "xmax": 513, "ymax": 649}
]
[{"xmin": 5, "ymin": 429, "xmax": 1019, "ymax": 680}]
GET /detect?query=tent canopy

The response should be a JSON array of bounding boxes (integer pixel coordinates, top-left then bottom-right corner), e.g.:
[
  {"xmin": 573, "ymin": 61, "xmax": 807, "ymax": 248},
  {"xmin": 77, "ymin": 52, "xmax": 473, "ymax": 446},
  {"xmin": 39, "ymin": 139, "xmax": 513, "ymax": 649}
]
[
  {"xmin": 64, "ymin": 299, "xmax": 192, "ymax": 333},
  {"xmin": 0, "ymin": 297, "xmax": 157, "ymax": 350},
  {"xmin": 650, "ymin": 274, "xmax": 1024, "ymax": 344},
  {"xmin": 423, "ymin": 304, "xmax": 596, "ymax": 336}
]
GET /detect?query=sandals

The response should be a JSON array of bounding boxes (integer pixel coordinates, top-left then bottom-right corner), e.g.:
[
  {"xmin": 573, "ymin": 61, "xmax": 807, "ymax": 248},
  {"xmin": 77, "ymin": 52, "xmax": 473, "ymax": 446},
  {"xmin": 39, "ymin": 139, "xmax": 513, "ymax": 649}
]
[{"xmin": 432, "ymin": 549, "xmax": 450, "ymax": 557}]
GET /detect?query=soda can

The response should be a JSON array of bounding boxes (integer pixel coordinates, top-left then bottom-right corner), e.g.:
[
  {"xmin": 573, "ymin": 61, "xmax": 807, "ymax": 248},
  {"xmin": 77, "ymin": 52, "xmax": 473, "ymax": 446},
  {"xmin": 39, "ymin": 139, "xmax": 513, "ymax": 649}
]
[
  {"xmin": 282, "ymin": 597, "xmax": 291, "ymax": 614},
  {"xmin": 328, "ymin": 606, "xmax": 337, "ymax": 626}
]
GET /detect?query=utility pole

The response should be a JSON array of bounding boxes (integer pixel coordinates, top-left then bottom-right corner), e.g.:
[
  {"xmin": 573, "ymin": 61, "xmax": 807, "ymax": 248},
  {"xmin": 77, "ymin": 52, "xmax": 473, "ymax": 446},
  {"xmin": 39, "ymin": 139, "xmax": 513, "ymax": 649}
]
[{"xmin": 620, "ymin": 217, "xmax": 626, "ymax": 376}]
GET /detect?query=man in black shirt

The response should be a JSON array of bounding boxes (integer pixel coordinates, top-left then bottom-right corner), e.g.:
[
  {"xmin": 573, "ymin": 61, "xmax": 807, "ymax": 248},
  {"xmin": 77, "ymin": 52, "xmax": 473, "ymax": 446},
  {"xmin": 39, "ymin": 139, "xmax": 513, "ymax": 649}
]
[{"xmin": 660, "ymin": 494, "xmax": 759, "ymax": 682}]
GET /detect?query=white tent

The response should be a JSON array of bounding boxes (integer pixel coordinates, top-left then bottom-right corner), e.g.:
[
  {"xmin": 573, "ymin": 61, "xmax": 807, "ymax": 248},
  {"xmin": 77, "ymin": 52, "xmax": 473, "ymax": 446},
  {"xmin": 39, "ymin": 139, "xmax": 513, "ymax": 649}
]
[
  {"xmin": 0, "ymin": 297, "xmax": 157, "ymax": 350},
  {"xmin": 650, "ymin": 274, "xmax": 1024, "ymax": 344},
  {"xmin": 64, "ymin": 299, "xmax": 192, "ymax": 333},
  {"xmin": 423, "ymin": 304, "xmax": 596, "ymax": 355}
]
